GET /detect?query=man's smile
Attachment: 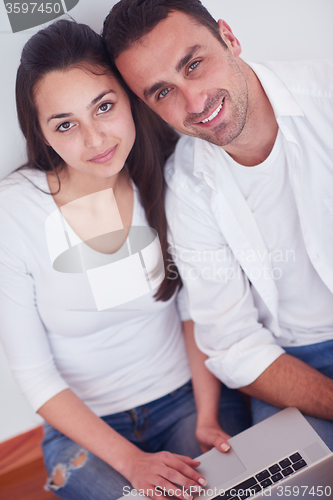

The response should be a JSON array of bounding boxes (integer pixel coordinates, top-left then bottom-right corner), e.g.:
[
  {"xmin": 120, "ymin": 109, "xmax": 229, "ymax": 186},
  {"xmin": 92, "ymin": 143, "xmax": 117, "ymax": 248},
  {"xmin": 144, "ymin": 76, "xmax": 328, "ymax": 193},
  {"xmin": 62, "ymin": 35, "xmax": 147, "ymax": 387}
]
[{"xmin": 200, "ymin": 99, "xmax": 224, "ymax": 124}]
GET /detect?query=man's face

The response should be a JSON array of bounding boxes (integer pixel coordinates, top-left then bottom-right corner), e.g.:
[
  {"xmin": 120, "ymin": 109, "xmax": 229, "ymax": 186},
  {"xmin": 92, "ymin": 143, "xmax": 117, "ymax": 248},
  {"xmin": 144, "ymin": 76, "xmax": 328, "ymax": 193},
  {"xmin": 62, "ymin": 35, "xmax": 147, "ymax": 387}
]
[{"xmin": 116, "ymin": 11, "xmax": 248, "ymax": 147}]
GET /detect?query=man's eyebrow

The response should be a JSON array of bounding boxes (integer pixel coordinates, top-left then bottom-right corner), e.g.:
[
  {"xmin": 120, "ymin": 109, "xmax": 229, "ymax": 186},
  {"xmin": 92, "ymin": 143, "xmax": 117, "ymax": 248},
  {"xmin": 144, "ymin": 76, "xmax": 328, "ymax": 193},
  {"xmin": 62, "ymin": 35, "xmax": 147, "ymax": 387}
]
[
  {"xmin": 175, "ymin": 44, "xmax": 201, "ymax": 72},
  {"xmin": 47, "ymin": 90, "xmax": 116, "ymax": 122},
  {"xmin": 144, "ymin": 80, "xmax": 169, "ymax": 100},
  {"xmin": 143, "ymin": 45, "xmax": 201, "ymax": 100}
]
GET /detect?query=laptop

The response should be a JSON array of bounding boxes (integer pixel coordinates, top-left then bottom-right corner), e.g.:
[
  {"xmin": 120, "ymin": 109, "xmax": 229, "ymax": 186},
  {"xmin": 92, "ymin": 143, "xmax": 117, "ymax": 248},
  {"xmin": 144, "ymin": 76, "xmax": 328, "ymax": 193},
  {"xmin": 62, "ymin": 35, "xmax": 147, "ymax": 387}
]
[
  {"xmin": 119, "ymin": 407, "xmax": 332, "ymax": 500},
  {"xmin": 268, "ymin": 454, "xmax": 333, "ymax": 500},
  {"xmin": 191, "ymin": 407, "xmax": 332, "ymax": 499}
]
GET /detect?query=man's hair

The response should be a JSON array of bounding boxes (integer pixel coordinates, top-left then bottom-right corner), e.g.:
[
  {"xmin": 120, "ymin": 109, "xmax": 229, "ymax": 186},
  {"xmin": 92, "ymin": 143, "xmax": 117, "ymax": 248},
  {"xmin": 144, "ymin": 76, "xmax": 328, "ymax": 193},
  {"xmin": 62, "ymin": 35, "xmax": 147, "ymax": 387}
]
[{"xmin": 102, "ymin": 0, "xmax": 227, "ymax": 59}]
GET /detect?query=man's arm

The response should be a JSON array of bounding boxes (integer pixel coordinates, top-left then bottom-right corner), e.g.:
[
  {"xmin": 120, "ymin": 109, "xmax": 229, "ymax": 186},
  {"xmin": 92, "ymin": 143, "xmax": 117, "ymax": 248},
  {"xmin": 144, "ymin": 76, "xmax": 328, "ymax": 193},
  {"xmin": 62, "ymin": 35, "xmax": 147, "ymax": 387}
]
[
  {"xmin": 241, "ymin": 353, "xmax": 333, "ymax": 420},
  {"xmin": 165, "ymin": 146, "xmax": 333, "ymax": 424}
]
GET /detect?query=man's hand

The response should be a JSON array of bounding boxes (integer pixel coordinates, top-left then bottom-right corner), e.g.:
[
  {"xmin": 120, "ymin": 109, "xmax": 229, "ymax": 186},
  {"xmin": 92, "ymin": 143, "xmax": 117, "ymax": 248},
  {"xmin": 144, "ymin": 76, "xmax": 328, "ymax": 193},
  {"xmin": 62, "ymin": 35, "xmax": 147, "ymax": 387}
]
[
  {"xmin": 196, "ymin": 423, "xmax": 231, "ymax": 454},
  {"xmin": 124, "ymin": 448, "xmax": 206, "ymax": 500}
]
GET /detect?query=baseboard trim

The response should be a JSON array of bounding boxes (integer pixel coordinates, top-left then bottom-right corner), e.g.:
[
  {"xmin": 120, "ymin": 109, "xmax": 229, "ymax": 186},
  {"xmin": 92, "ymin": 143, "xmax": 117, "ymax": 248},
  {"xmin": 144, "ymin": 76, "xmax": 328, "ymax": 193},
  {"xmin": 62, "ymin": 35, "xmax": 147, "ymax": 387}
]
[{"xmin": 0, "ymin": 426, "xmax": 44, "ymax": 476}]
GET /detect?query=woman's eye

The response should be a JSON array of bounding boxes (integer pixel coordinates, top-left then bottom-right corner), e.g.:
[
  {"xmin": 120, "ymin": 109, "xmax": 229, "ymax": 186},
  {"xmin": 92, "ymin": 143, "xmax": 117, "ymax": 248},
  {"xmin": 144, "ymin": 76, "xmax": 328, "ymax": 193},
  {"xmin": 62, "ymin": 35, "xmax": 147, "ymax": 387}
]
[
  {"xmin": 158, "ymin": 88, "xmax": 171, "ymax": 100},
  {"xmin": 57, "ymin": 121, "xmax": 74, "ymax": 132},
  {"xmin": 97, "ymin": 102, "xmax": 112, "ymax": 114},
  {"xmin": 188, "ymin": 61, "xmax": 199, "ymax": 73}
]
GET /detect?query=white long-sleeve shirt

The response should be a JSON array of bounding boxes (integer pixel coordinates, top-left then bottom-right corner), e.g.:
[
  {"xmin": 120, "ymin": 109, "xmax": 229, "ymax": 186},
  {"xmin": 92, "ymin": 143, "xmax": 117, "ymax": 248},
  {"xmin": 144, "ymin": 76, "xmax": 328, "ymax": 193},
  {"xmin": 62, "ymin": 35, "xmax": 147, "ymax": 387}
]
[
  {"xmin": 165, "ymin": 60, "xmax": 333, "ymax": 389},
  {"xmin": 0, "ymin": 169, "xmax": 191, "ymax": 414}
]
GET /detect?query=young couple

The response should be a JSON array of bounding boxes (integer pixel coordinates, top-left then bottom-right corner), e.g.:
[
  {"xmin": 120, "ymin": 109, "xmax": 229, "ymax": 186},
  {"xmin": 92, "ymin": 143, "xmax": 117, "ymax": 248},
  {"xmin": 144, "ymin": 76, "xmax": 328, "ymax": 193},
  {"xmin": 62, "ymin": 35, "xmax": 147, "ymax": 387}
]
[{"xmin": 0, "ymin": 1, "xmax": 332, "ymax": 499}]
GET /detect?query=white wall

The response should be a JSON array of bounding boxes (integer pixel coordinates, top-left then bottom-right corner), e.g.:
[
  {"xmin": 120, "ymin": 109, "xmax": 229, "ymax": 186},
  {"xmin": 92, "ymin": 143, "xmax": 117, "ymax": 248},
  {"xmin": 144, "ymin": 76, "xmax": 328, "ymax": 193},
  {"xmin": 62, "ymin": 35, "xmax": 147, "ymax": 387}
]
[{"xmin": 0, "ymin": 0, "xmax": 332, "ymax": 443}]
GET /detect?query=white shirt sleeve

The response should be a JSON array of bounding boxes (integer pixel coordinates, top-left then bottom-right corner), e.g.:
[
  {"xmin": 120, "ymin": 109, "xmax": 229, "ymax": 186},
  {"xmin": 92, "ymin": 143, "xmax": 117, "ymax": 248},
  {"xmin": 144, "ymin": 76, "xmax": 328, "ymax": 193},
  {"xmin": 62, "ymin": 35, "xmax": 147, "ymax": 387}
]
[
  {"xmin": 166, "ymin": 169, "xmax": 284, "ymax": 389},
  {"xmin": 0, "ymin": 213, "xmax": 69, "ymax": 412},
  {"xmin": 176, "ymin": 285, "xmax": 191, "ymax": 322}
]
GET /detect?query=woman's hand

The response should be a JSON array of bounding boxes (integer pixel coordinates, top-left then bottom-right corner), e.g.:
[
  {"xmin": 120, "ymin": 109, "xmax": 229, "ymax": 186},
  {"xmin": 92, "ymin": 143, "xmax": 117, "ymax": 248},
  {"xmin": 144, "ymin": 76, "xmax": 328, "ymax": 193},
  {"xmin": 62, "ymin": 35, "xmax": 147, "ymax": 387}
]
[
  {"xmin": 123, "ymin": 448, "xmax": 206, "ymax": 500},
  {"xmin": 196, "ymin": 423, "xmax": 231, "ymax": 454}
]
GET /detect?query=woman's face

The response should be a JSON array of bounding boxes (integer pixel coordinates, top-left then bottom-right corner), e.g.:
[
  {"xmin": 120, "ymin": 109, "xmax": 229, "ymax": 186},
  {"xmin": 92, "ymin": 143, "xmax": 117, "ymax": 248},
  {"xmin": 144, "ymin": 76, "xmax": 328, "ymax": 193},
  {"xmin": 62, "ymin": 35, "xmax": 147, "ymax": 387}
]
[{"xmin": 35, "ymin": 66, "xmax": 136, "ymax": 179}]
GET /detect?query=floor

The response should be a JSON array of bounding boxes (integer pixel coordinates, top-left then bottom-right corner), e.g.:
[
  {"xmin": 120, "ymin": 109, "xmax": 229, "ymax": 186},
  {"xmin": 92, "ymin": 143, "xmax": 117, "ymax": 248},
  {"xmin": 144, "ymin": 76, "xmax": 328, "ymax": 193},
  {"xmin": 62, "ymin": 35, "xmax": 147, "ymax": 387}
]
[{"xmin": 0, "ymin": 457, "xmax": 57, "ymax": 500}]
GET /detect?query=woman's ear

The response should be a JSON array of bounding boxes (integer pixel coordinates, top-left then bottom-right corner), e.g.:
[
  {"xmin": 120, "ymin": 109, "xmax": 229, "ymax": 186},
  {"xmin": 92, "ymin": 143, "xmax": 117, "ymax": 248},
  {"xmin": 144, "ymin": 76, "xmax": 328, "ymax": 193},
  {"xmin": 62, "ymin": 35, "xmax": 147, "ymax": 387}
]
[{"xmin": 218, "ymin": 19, "xmax": 242, "ymax": 57}]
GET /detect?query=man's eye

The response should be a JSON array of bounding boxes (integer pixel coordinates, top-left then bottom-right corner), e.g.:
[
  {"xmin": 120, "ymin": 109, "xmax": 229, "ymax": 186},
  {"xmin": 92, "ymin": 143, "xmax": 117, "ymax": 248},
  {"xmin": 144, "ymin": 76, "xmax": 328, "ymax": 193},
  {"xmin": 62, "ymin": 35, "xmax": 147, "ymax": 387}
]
[
  {"xmin": 158, "ymin": 88, "xmax": 171, "ymax": 100},
  {"xmin": 188, "ymin": 61, "xmax": 199, "ymax": 73},
  {"xmin": 97, "ymin": 102, "xmax": 112, "ymax": 114},
  {"xmin": 57, "ymin": 121, "xmax": 74, "ymax": 132}
]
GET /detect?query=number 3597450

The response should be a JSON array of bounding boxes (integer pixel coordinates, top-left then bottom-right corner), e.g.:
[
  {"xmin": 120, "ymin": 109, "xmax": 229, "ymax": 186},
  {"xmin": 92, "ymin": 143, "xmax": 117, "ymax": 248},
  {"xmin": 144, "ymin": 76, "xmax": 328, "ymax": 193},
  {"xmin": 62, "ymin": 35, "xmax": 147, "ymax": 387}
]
[
  {"xmin": 277, "ymin": 485, "xmax": 332, "ymax": 497},
  {"xmin": 5, "ymin": 3, "xmax": 61, "ymax": 14}
]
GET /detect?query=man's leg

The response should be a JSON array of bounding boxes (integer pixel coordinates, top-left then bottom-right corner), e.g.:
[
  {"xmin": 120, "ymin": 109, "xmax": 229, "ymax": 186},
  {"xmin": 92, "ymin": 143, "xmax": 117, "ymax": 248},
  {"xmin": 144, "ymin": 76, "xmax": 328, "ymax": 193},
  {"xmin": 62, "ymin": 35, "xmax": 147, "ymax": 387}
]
[{"xmin": 251, "ymin": 340, "xmax": 333, "ymax": 451}]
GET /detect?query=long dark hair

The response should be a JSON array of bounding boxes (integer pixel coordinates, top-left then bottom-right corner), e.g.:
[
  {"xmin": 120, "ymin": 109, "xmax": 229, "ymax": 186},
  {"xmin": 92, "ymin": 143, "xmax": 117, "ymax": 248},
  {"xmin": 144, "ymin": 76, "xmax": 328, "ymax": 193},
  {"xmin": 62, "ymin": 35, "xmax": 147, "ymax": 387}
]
[{"xmin": 16, "ymin": 19, "xmax": 180, "ymax": 300}]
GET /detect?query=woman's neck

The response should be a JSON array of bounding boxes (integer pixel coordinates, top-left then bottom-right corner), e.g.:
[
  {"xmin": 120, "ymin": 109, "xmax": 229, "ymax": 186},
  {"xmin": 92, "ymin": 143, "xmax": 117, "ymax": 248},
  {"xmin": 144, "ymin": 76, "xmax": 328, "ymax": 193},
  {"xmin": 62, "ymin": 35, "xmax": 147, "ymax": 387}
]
[
  {"xmin": 47, "ymin": 166, "xmax": 134, "ymax": 254},
  {"xmin": 48, "ymin": 166, "xmax": 127, "ymax": 207}
]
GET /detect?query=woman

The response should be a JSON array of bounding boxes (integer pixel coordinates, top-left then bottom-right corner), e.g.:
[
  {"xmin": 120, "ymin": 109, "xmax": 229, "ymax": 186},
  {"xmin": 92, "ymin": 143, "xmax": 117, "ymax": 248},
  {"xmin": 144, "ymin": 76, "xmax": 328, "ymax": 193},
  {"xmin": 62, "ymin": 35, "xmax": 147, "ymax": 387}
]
[{"xmin": 0, "ymin": 20, "xmax": 249, "ymax": 500}]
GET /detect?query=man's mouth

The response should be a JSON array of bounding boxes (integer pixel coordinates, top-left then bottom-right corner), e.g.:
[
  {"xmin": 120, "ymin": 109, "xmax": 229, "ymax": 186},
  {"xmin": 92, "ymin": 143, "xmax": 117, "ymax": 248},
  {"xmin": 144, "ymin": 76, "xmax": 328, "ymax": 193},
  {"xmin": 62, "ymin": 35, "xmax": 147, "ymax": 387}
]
[{"xmin": 200, "ymin": 99, "xmax": 224, "ymax": 124}]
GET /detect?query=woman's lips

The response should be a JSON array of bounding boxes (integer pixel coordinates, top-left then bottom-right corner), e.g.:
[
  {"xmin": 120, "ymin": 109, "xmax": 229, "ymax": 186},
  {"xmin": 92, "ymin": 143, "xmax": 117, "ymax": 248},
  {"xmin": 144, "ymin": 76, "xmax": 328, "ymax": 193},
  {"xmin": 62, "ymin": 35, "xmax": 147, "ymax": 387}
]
[{"xmin": 89, "ymin": 145, "xmax": 117, "ymax": 164}]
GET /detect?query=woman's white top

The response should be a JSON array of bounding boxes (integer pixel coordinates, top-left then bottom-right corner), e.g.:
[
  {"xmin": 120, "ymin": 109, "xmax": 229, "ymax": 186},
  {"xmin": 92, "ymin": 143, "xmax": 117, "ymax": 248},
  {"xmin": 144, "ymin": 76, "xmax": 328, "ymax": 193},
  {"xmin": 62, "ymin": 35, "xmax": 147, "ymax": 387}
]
[{"xmin": 0, "ymin": 169, "xmax": 191, "ymax": 415}]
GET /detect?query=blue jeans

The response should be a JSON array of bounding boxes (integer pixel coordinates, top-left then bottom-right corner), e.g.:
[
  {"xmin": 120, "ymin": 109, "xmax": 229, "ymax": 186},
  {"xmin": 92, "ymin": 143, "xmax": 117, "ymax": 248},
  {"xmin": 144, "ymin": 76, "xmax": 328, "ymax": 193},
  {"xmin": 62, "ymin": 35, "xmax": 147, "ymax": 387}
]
[
  {"xmin": 251, "ymin": 339, "xmax": 333, "ymax": 451},
  {"xmin": 42, "ymin": 381, "xmax": 251, "ymax": 500}
]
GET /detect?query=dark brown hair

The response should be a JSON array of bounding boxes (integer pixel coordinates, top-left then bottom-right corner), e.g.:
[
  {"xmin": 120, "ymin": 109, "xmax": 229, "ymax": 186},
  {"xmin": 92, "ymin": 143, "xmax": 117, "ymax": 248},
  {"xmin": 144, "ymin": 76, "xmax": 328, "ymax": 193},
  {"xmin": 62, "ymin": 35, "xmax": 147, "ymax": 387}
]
[
  {"xmin": 16, "ymin": 19, "xmax": 180, "ymax": 300},
  {"xmin": 102, "ymin": 0, "xmax": 227, "ymax": 60}
]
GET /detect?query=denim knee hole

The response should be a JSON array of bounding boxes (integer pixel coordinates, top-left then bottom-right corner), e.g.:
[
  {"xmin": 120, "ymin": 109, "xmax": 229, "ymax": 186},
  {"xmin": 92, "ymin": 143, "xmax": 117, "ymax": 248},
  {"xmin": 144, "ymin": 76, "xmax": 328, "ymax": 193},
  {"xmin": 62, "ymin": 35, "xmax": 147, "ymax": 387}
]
[{"xmin": 45, "ymin": 449, "xmax": 88, "ymax": 491}]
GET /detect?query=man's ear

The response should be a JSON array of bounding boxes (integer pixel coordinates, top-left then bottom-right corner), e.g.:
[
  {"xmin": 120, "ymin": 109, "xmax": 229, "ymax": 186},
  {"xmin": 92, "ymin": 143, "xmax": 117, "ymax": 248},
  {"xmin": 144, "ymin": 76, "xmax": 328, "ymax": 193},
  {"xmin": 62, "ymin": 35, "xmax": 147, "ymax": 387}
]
[{"xmin": 218, "ymin": 19, "xmax": 242, "ymax": 57}]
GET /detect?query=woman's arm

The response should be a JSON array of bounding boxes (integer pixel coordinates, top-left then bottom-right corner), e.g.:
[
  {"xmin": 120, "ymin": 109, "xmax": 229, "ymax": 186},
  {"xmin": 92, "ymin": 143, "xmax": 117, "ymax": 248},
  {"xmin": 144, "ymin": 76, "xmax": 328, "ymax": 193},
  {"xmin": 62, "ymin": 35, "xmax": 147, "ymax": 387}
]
[
  {"xmin": 38, "ymin": 389, "xmax": 206, "ymax": 500},
  {"xmin": 0, "ymin": 203, "xmax": 205, "ymax": 500},
  {"xmin": 182, "ymin": 320, "xmax": 231, "ymax": 453}
]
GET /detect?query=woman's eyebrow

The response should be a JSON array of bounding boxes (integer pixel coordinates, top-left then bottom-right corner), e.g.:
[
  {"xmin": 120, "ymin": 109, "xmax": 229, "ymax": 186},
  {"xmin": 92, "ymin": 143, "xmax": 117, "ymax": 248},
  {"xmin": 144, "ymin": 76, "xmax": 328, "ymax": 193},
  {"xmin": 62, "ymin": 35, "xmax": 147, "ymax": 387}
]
[
  {"xmin": 87, "ymin": 89, "xmax": 116, "ymax": 109},
  {"xmin": 47, "ymin": 112, "xmax": 72, "ymax": 123},
  {"xmin": 47, "ymin": 90, "xmax": 116, "ymax": 122}
]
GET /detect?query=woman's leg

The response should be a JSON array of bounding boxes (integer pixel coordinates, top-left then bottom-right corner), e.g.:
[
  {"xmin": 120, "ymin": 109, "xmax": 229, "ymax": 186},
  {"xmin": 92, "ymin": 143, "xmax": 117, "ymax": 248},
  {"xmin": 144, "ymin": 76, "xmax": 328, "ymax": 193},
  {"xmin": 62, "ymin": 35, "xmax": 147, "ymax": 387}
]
[
  {"xmin": 42, "ymin": 380, "xmax": 252, "ymax": 499},
  {"xmin": 148, "ymin": 381, "xmax": 202, "ymax": 457},
  {"xmin": 218, "ymin": 385, "xmax": 252, "ymax": 437},
  {"xmin": 42, "ymin": 423, "xmax": 132, "ymax": 500},
  {"xmin": 41, "ymin": 385, "xmax": 200, "ymax": 500},
  {"xmin": 134, "ymin": 381, "xmax": 251, "ymax": 458}
]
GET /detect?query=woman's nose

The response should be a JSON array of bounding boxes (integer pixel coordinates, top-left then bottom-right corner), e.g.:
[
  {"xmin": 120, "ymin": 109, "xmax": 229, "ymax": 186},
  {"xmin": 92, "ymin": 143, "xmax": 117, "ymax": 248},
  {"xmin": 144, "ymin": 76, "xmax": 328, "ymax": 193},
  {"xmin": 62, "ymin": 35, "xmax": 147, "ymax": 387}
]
[{"xmin": 83, "ymin": 125, "xmax": 104, "ymax": 148}]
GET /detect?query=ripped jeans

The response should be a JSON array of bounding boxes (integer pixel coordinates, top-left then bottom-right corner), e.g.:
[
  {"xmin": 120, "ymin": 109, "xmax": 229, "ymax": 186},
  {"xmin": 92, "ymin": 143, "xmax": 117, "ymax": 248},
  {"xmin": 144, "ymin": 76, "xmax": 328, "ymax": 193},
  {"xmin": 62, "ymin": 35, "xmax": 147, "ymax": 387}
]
[{"xmin": 42, "ymin": 381, "xmax": 251, "ymax": 500}]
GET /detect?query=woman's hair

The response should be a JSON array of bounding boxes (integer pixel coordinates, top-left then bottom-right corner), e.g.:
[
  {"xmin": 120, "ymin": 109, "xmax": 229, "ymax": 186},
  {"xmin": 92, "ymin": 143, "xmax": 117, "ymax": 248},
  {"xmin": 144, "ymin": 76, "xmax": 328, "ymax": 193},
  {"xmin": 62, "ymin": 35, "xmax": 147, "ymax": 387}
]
[{"xmin": 16, "ymin": 19, "xmax": 181, "ymax": 300}]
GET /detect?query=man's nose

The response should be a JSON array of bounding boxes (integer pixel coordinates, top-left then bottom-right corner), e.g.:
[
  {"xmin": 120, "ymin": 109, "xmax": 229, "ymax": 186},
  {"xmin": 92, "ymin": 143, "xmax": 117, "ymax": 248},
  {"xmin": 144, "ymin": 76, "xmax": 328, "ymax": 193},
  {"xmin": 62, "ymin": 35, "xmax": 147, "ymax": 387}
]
[{"xmin": 181, "ymin": 85, "xmax": 207, "ymax": 115}]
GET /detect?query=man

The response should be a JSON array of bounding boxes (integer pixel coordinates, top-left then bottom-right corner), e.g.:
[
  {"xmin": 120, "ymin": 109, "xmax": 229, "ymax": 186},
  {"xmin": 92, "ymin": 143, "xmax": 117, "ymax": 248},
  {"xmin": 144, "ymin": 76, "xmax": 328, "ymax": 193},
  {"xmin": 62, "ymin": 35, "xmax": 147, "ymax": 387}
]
[{"xmin": 103, "ymin": 0, "xmax": 333, "ymax": 449}]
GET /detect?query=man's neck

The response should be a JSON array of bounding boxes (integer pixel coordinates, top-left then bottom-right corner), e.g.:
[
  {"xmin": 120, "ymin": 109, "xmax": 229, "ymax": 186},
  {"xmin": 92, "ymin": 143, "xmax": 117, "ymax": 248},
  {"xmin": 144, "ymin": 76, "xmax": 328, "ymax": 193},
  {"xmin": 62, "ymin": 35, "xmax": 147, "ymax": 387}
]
[{"xmin": 223, "ymin": 60, "xmax": 278, "ymax": 167}]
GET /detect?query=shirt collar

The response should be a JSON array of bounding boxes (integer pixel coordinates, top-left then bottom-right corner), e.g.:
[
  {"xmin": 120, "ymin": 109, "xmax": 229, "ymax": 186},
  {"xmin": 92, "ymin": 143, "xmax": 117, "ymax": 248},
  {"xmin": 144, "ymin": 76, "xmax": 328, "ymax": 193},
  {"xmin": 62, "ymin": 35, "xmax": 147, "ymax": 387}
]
[{"xmin": 247, "ymin": 61, "xmax": 304, "ymax": 119}]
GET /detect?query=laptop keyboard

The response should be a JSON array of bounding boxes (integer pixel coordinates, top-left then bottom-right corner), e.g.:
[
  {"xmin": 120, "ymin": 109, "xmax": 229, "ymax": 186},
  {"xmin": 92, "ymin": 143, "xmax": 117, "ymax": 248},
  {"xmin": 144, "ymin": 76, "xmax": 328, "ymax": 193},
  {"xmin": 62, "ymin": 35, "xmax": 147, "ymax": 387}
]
[{"xmin": 216, "ymin": 451, "xmax": 307, "ymax": 499}]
